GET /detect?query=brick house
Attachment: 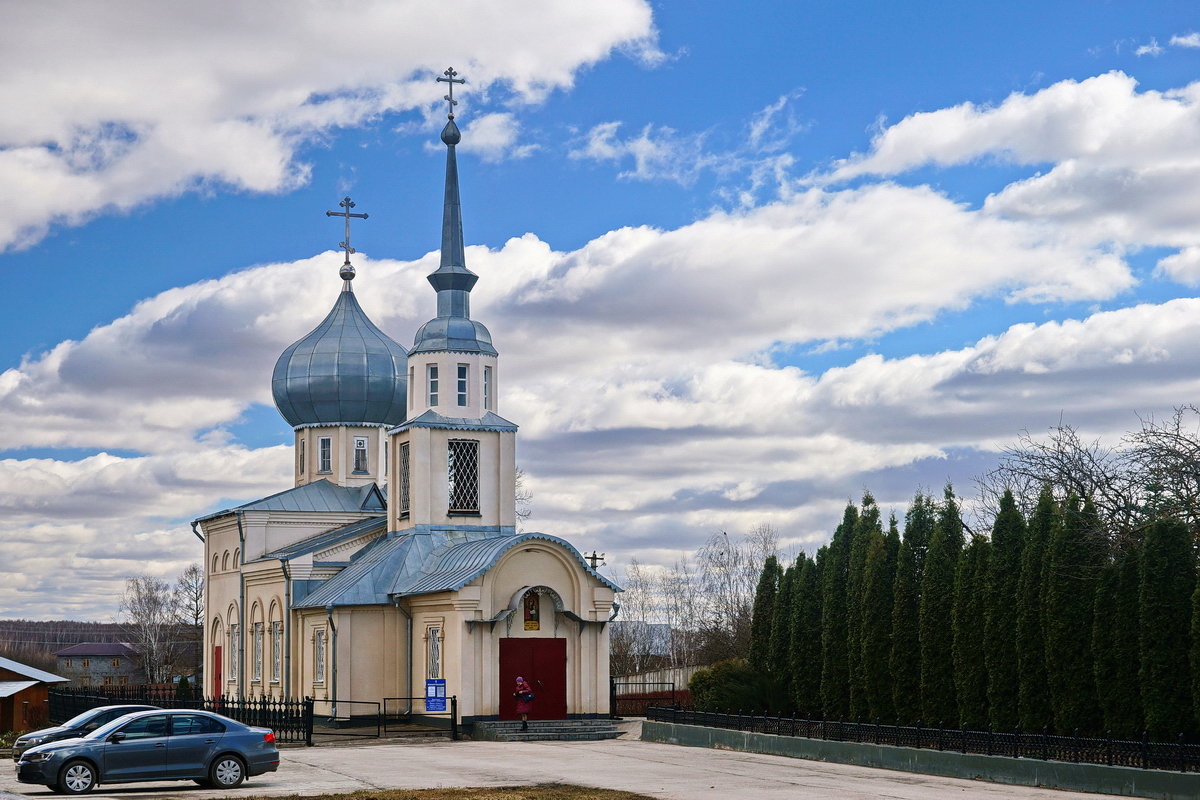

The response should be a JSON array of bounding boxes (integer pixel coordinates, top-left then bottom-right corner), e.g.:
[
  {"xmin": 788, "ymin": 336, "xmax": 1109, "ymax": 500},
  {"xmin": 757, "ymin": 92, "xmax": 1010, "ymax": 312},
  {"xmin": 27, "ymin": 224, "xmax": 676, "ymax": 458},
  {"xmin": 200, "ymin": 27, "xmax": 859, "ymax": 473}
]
[{"xmin": 54, "ymin": 643, "xmax": 147, "ymax": 688}]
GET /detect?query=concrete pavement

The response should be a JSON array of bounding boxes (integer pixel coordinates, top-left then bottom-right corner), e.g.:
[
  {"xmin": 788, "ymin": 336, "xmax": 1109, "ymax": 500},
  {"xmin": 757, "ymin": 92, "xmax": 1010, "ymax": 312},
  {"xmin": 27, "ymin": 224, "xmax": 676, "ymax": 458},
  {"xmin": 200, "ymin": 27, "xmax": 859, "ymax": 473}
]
[{"xmin": 2, "ymin": 722, "xmax": 1129, "ymax": 800}]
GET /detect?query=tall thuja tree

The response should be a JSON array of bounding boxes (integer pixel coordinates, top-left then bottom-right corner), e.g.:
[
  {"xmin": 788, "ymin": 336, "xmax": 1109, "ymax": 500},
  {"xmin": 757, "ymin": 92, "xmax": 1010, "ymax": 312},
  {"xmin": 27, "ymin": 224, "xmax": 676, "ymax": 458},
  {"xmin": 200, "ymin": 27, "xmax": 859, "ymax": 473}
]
[
  {"xmin": 1042, "ymin": 494, "xmax": 1103, "ymax": 734},
  {"xmin": 1139, "ymin": 517, "xmax": 1196, "ymax": 739},
  {"xmin": 890, "ymin": 536, "xmax": 921, "ymax": 723},
  {"xmin": 953, "ymin": 534, "xmax": 991, "ymax": 728},
  {"xmin": 891, "ymin": 493, "xmax": 931, "ymax": 724},
  {"xmin": 748, "ymin": 555, "xmax": 782, "ymax": 673},
  {"xmin": 1192, "ymin": 579, "xmax": 1200, "ymax": 731},
  {"xmin": 821, "ymin": 504, "xmax": 858, "ymax": 718},
  {"xmin": 1017, "ymin": 485, "xmax": 1056, "ymax": 731},
  {"xmin": 791, "ymin": 553, "xmax": 823, "ymax": 716},
  {"xmin": 861, "ymin": 514, "xmax": 900, "ymax": 722},
  {"xmin": 1094, "ymin": 548, "xmax": 1142, "ymax": 737},
  {"xmin": 847, "ymin": 493, "xmax": 881, "ymax": 720},
  {"xmin": 768, "ymin": 563, "xmax": 797, "ymax": 705},
  {"xmin": 920, "ymin": 485, "xmax": 965, "ymax": 726},
  {"xmin": 985, "ymin": 489, "xmax": 1025, "ymax": 731}
]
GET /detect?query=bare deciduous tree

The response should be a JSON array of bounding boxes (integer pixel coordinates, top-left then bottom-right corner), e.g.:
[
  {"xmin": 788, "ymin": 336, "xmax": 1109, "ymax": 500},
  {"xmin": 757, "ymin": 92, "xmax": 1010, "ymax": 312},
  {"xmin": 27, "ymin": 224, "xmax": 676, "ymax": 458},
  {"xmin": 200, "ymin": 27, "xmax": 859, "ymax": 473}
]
[
  {"xmin": 172, "ymin": 562, "xmax": 204, "ymax": 679},
  {"xmin": 120, "ymin": 575, "xmax": 178, "ymax": 684}
]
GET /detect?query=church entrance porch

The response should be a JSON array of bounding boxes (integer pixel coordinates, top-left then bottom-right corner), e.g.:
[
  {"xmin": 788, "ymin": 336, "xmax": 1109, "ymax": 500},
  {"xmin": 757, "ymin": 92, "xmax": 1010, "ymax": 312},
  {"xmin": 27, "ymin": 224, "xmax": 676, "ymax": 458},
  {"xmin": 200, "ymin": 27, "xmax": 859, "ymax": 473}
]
[{"xmin": 498, "ymin": 638, "xmax": 566, "ymax": 720}]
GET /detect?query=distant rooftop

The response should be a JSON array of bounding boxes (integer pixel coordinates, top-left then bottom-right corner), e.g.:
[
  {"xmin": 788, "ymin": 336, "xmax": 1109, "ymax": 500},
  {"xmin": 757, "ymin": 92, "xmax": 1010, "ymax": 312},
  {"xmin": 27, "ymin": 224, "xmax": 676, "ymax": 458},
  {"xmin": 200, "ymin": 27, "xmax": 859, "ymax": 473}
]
[{"xmin": 54, "ymin": 642, "xmax": 137, "ymax": 658}]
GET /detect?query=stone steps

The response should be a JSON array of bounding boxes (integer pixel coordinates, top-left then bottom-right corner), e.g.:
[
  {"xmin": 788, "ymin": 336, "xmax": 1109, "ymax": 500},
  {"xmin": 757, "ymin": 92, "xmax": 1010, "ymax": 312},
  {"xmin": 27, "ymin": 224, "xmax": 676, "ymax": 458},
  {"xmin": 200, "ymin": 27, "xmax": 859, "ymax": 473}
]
[{"xmin": 471, "ymin": 719, "xmax": 624, "ymax": 742}]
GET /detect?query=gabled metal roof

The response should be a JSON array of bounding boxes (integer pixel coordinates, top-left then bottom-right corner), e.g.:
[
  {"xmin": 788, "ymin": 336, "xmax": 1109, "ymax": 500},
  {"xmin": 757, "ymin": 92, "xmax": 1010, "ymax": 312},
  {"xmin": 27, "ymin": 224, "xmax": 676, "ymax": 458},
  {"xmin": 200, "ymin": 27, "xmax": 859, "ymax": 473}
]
[
  {"xmin": 257, "ymin": 515, "xmax": 387, "ymax": 562},
  {"xmin": 0, "ymin": 655, "xmax": 68, "ymax": 684},
  {"xmin": 390, "ymin": 410, "xmax": 517, "ymax": 434},
  {"xmin": 54, "ymin": 642, "xmax": 136, "ymax": 657},
  {"xmin": 194, "ymin": 480, "xmax": 385, "ymax": 523},
  {"xmin": 0, "ymin": 680, "xmax": 40, "ymax": 698},
  {"xmin": 294, "ymin": 528, "xmax": 620, "ymax": 609}
]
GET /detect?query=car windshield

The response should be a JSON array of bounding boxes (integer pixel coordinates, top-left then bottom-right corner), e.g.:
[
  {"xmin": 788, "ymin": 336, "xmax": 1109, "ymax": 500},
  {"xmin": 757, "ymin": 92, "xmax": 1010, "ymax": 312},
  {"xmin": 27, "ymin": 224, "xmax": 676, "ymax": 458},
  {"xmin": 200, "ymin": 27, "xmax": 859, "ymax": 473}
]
[{"xmin": 59, "ymin": 708, "xmax": 110, "ymax": 729}]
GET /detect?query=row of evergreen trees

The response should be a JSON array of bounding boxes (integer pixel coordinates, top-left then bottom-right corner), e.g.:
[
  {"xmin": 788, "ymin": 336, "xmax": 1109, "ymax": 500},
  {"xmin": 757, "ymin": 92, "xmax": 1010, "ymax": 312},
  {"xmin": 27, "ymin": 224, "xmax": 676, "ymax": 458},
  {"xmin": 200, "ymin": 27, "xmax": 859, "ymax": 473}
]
[{"xmin": 742, "ymin": 486, "xmax": 1199, "ymax": 739}]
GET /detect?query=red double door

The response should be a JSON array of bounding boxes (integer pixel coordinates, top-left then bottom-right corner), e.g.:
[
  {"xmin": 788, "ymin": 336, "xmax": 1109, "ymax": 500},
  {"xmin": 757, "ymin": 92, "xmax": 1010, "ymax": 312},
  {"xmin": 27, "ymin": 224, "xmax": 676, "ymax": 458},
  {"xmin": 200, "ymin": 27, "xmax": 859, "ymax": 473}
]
[{"xmin": 498, "ymin": 638, "xmax": 566, "ymax": 720}]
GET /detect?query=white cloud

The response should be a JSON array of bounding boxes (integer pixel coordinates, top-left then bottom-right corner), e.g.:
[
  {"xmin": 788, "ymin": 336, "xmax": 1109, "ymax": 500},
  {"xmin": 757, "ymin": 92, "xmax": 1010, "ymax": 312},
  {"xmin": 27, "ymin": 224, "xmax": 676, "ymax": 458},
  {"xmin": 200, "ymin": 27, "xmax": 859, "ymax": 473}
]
[
  {"xmin": 1136, "ymin": 38, "xmax": 1164, "ymax": 56},
  {"xmin": 458, "ymin": 113, "xmax": 539, "ymax": 162},
  {"xmin": 1155, "ymin": 247, "xmax": 1200, "ymax": 285},
  {"xmin": 1170, "ymin": 33, "xmax": 1200, "ymax": 48},
  {"xmin": 0, "ymin": 1, "xmax": 659, "ymax": 251},
  {"xmin": 569, "ymin": 92, "xmax": 806, "ymax": 194},
  {"xmin": 819, "ymin": 72, "xmax": 1200, "ymax": 271}
]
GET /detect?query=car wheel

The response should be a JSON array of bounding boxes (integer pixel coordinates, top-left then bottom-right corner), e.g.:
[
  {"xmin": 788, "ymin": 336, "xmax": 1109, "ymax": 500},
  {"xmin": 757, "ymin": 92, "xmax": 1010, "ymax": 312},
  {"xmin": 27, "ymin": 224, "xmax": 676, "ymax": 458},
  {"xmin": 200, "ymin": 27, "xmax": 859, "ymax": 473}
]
[
  {"xmin": 58, "ymin": 760, "xmax": 97, "ymax": 795},
  {"xmin": 209, "ymin": 754, "xmax": 245, "ymax": 789}
]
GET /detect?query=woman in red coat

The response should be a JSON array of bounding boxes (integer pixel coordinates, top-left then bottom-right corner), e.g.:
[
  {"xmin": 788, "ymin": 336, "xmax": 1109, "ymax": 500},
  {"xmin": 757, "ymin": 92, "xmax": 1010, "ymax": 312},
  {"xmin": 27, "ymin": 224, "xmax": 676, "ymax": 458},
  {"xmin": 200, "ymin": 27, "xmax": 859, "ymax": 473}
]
[{"xmin": 513, "ymin": 676, "xmax": 534, "ymax": 730}]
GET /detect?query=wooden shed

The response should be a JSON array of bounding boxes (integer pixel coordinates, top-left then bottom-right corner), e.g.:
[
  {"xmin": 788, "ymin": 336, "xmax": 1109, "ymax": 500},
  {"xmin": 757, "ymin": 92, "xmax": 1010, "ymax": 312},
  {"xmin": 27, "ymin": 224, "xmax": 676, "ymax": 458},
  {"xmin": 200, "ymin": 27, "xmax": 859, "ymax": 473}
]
[{"xmin": 0, "ymin": 655, "xmax": 69, "ymax": 733}]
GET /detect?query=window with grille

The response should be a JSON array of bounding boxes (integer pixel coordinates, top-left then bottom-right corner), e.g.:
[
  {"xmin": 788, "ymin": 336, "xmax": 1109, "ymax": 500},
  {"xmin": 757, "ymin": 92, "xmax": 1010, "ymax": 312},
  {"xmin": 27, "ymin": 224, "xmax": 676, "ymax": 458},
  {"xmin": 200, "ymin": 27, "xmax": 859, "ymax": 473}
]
[
  {"xmin": 253, "ymin": 622, "xmax": 264, "ymax": 681},
  {"xmin": 314, "ymin": 630, "xmax": 326, "ymax": 684},
  {"xmin": 447, "ymin": 439, "xmax": 480, "ymax": 513},
  {"xmin": 271, "ymin": 621, "xmax": 282, "ymax": 682},
  {"xmin": 298, "ymin": 437, "xmax": 305, "ymax": 474},
  {"xmin": 483, "ymin": 366, "xmax": 493, "ymax": 410},
  {"xmin": 318, "ymin": 437, "xmax": 332, "ymax": 472},
  {"xmin": 353, "ymin": 436, "xmax": 368, "ymax": 473},
  {"xmin": 399, "ymin": 441, "xmax": 411, "ymax": 517},
  {"xmin": 427, "ymin": 364, "xmax": 439, "ymax": 406},
  {"xmin": 457, "ymin": 364, "xmax": 469, "ymax": 406},
  {"xmin": 426, "ymin": 626, "xmax": 442, "ymax": 679}
]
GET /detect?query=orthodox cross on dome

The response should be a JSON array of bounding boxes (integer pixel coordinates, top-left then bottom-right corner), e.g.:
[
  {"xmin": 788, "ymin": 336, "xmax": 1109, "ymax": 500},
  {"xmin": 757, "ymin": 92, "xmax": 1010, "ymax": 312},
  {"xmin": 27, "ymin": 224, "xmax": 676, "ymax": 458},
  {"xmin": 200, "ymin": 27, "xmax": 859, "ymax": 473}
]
[
  {"xmin": 325, "ymin": 196, "xmax": 369, "ymax": 268},
  {"xmin": 436, "ymin": 67, "xmax": 466, "ymax": 119}
]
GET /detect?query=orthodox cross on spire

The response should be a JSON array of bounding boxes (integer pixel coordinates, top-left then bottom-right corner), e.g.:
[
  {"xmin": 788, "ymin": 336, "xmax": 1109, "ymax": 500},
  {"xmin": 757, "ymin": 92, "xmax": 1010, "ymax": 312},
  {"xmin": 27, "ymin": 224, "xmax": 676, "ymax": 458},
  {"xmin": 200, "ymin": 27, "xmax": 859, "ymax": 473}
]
[
  {"xmin": 436, "ymin": 67, "xmax": 466, "ymax": 119},
  {"xmin": 325, "ymin": 196, "xmax": 369, "ymax": 267}
]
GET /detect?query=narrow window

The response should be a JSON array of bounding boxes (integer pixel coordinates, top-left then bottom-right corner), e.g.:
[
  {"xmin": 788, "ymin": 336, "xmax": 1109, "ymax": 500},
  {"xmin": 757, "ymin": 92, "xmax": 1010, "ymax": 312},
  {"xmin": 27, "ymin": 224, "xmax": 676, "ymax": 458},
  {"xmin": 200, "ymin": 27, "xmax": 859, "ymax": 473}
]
[
  {"xmin": 318, "ymin": 437, "xmax": 332, "ymax": 472},
  {"xmin": 399, "ymin": 441, "xmax": 411, "ymax": 517},
  {"xmin": 447, "ymin": 439, "xmax": 480, "ymax": 513},
  {"xmin": 64, "ymin": 658, "xmax": 72, "ymax": 668},
  {"xmin": 82, "ymin": 658, "xmax": 90, "ymax": 669},
  {"xmin": 252, "ymin": 622, "xmax": 264, "ymax": 681},
  {"xmin": 408, "ymin": 366, "xmax": 415, "ymax": 410},
  {"xmin": 457, "ymin": 364, "xmax": 469, "ymax": 406},
  {"xmin": 427, "ymin": 364, "xmax": 439, "ymax": 406},
  {"xmin": 271, "ymin": 622, "xmax": 282, "ymax": 682},
  {"xmin": 426, "ymin": 626, "xmax": 442, "ymax": 679},
  {"xmin": 118, "ymin": 675, "xmax": 129, "ymax": 686},
  {"xmin": 384, "ymin": 440, "xmax": 389, "ymax": 477},
  {"xmin": 483, "ymin": 366, "xmax": 493, "ymax": 411},
  {"xmin": 103, "ymin": 675, "xmax": 113, "ymax": 686},
  {"xmin": 314, "ymin": 630, "xmax": 326, "ymax": 684},
  {"xmin": 111, "ymin": 657, "xmax": 120, "ymax": 667},
  {"xmin": 298, "ymin": 437, "xmax": 305, "ymax": 475},
  {"xmin": 228, "ymin": 625, "xmax": 239, "ymax": 680},
  {"xmin": 353, "ymin": 436, "xmax": 369, "ymax": 473}
]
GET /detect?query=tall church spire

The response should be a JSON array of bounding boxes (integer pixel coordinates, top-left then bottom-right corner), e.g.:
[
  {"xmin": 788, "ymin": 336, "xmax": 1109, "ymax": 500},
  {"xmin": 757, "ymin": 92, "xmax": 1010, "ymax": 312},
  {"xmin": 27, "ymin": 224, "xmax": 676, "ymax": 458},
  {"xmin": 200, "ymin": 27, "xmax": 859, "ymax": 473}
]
[{"xmin": 411, "ymin": 67, "xmax": 496, "ymax": 356}]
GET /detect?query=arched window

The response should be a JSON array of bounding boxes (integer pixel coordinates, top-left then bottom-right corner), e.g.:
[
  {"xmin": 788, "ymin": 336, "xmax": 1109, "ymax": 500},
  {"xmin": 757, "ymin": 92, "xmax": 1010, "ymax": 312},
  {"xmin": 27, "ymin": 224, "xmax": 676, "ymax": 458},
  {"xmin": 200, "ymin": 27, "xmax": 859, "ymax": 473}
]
[
  {"xmin": 212, "ymin": 554, "xmax": 220, "ymax": 573},
  {"xmin": 222, "ymin": 551, "xmax": 230, "ymax": 571},
  {"xmin": 269, "ymin": 601, "xmax": 283, "ymax": 684}
]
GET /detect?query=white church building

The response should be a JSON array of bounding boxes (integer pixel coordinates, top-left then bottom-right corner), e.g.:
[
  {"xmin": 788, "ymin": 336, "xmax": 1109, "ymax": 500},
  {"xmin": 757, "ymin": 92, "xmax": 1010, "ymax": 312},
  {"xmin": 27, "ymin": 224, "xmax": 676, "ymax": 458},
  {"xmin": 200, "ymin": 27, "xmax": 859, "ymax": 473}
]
[{"xmin": 197, "ymin": 72, "xmax": 619, "ymax": 729}]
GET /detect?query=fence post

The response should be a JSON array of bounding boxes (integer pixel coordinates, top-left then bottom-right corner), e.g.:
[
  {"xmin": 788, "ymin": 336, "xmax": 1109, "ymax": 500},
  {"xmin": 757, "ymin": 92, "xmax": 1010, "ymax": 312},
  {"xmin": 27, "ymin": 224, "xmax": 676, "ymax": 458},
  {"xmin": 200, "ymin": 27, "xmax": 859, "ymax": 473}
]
[
  {"xmin": 1073, "ymin": 728, "xmax": 1080, "ymax": 763},
  {"xmin": 1042, "ymin": 725, "xmax": 1050, "ymax": 762},
  {"xmin": 936, "ymin": 721, "xmax": 944, "ymax": 751},
  {"xmin": 609, "ymin": 677, "xmax": 617, "ymax": 720},
  {"xmin": 451, "ymin": 695, "xmax": 459, "ymax": 741},
  {"xmin": 1105, "ymin": 730, "xmax": 1112, "ymax": 767},
  {"xmin": 1179, "ymin": 732, "xmax": 1185, "ymax": 773},
  {"xmin": 304, "ymin": 697, "xmax": 314, "ymax": 747},
  {"xmin": 1141, "ymin": 730, "xmax": 1149, "ymax": 770}
]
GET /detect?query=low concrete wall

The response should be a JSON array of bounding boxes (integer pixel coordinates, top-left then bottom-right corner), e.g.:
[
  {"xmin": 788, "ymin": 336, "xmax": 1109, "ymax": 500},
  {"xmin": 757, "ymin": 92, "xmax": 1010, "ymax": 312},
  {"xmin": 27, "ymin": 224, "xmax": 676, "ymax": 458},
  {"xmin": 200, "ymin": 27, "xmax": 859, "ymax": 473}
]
[{"xmin": 642, "ymin": 721, "xmax": 1200, "ymax": 800}]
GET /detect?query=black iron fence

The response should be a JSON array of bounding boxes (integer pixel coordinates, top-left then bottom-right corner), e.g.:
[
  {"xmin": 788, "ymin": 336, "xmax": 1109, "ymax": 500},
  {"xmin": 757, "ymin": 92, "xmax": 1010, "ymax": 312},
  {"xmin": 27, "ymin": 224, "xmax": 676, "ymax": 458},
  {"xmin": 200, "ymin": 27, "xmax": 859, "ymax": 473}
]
[
  {"xmin": 383, "ymin": 696, "xmax": 459, "ymax": 740},
  {"xmin": 646, "ymin": 707, "xmax": 1200, "ymax": 773},
  {"xmin": 48, "ymin": 687, "xmax": 314, "ymax": 746}
]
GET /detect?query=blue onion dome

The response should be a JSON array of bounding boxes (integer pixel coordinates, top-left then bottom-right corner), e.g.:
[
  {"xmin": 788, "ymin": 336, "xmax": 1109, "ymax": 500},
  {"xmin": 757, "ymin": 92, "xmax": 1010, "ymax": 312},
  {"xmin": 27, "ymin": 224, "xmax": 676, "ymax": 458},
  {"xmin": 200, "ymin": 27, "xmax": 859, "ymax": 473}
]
[{"xmin": 272, "ymin": 284, "xmax": 408, "ymax": 427}]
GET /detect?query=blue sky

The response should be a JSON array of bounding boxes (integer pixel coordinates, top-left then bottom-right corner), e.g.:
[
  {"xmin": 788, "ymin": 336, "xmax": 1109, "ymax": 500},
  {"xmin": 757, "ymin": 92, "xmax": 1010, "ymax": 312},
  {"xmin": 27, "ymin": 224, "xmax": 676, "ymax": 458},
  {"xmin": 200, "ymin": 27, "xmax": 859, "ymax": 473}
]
[{"xmin": 4, "ymin": 1, "xmax": 1200, "ymax": 619}]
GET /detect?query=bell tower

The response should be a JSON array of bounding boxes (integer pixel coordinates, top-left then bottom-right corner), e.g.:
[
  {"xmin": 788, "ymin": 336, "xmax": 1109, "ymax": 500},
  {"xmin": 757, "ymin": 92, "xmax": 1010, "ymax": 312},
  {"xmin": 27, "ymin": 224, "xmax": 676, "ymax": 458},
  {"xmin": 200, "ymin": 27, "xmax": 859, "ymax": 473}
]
[{"xmin": 388, "ymin": 68, "xmax": 518, "ymax": 533}]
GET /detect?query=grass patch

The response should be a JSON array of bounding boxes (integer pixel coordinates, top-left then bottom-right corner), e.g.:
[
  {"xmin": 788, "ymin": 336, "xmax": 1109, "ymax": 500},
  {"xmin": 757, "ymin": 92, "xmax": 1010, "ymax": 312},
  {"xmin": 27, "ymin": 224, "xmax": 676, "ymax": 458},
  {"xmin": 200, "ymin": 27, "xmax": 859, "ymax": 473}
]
[{"xmin": 242, "ymin": 787, "xmax": 655, "ymax": 800}]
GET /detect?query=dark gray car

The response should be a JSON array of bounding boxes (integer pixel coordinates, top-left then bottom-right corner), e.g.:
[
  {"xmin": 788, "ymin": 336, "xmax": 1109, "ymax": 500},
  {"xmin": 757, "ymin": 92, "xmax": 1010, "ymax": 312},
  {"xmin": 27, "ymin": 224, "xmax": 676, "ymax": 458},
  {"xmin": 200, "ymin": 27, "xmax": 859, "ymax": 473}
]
[
  {"xmin": 12, "ymin": 705, "xmax": 159, "ymax": 762},
  {"xmin": 16, "ymin": 709, "xmax": 279, "ymax": 794}
]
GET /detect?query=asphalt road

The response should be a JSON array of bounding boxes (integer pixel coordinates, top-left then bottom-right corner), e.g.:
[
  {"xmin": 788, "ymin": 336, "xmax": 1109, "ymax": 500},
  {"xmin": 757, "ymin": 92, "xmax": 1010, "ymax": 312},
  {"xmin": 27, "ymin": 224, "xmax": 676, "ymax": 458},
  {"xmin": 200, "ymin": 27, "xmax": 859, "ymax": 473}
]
[{"xmin": 1, "ymin": 723, "xmax": 1128, "ymax": 800}]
